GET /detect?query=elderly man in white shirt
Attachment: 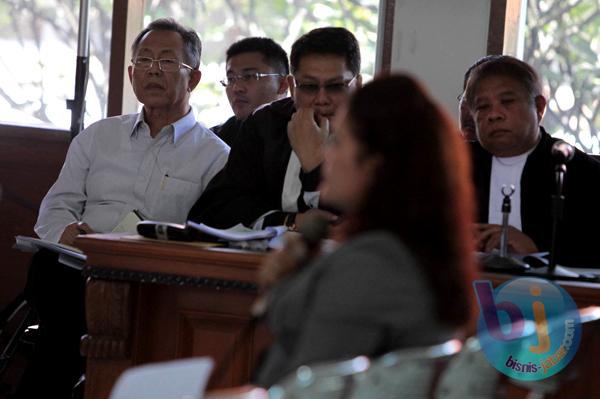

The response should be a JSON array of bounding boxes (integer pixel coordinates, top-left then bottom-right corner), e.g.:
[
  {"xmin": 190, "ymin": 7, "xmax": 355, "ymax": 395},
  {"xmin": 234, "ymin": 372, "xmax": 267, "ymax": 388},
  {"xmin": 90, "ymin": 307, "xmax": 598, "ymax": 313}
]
[
  {"xmin": 17, "ymin": 18, "xmax": 228, "ymax": 398},
  {"xmin": 35, "ymin": 109, "xmax": 227, "ymax": 243}
]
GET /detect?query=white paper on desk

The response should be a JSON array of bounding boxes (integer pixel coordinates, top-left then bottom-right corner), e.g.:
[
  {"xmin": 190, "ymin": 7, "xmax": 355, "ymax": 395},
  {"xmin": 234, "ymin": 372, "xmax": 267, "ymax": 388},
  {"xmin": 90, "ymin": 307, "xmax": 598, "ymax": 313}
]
[
  {"xmin": 14, "ymin": 235, "xmax": 86, "ymax": 270},
  {"xmin": 112, "ymin": 211, "xmax": 143, "ymax": 233},
  {"xmin": 110, "ymin": 357, "xmax": 214, "ymax": 399},
  {"xmin": 187, "ymin": 221, "xmax": 286, "ymax": 241},
  {"xmin": 565, "ymin": 267, "xmax": 600, "ymax": 277}
]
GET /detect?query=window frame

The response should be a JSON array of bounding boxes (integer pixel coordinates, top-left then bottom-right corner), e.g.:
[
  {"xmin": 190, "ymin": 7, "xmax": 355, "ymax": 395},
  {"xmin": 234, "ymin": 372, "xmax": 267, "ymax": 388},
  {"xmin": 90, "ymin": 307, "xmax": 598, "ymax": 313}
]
[{"xmin": 0, "ymin": 0, "xmax": 510, "ymax": 126}]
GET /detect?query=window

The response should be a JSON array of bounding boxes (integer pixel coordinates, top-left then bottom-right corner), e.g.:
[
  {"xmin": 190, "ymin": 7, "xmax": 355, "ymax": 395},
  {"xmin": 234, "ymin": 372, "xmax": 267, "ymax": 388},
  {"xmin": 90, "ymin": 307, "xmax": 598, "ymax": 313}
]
[
  {"xmin": 523, "ymin": 0, "xmax": 600, "ymax": 154},
  {"xmin": 144, "ymin": 0, "xmax": 379, "ymax": 127},
  {"xmin": 0, "ymin": 0, "xmax": 113, "ymax": 129}
]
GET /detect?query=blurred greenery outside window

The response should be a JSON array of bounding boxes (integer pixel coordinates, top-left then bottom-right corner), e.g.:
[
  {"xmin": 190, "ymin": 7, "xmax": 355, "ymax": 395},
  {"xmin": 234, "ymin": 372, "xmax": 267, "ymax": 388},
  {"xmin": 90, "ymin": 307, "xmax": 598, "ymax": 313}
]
[
  {"xmin": 523, "ymin": 0, "xmax": 600, "ymax": 154},
  {"xmin": 0, "ymin": 0, "xmax": 113, "ymax": 129},
  {"xmin": 0, "ymin": 0, "xmax": 378, "ymax": 130},
  {"xmin": 144, "ymin": 0, "xmax": 379, "ymax": 127}
]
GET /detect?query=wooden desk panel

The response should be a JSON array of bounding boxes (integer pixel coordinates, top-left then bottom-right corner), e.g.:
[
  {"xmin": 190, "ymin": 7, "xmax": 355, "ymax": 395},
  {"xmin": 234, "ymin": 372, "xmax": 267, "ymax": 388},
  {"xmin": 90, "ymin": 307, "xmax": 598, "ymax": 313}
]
[
  {"xmin": 482, "ymin": 272, "xmax": 600, "ymax": 305},
  {"xmin": 76, "ymin": 234, "xmax": 270, "ymax": 399},
  {"xmin": 482, "ymin": 272, "xmax": 600, "ymax": 399},
  {"xmin": 75, "ymin": 235, "xmax": 600, "ymax": 399}
]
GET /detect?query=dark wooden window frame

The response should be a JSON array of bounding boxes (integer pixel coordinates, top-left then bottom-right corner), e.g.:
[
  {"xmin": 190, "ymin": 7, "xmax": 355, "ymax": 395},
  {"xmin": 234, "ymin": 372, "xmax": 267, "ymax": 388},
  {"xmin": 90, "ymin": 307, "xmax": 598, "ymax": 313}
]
[
  {"xmin": 488, "ymin": 0, "xmax": 510, "ymax": 55},
  {"xmin": 106, "ymin": 0, "xmax": 509, "ymax": 116},
  {"xmin": 0, "ymin": 0, "xmax": 509, "ymax": 125}
]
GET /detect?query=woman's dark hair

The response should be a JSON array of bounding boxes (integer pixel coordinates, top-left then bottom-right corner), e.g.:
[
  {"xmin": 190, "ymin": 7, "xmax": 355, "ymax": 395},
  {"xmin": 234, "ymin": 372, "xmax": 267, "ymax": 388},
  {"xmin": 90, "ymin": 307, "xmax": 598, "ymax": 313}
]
[{"xmin": 345, "ymin": 74, "xmax": 477, "ymax": 327}]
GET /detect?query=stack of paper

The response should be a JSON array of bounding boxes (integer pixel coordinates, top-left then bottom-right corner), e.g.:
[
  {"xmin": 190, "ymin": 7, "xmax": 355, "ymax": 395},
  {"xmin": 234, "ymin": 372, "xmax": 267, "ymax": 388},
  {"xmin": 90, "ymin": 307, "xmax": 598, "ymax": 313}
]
[{"xmin": 14, "ymin": 235, "xmax": 86, "ymax": 270}]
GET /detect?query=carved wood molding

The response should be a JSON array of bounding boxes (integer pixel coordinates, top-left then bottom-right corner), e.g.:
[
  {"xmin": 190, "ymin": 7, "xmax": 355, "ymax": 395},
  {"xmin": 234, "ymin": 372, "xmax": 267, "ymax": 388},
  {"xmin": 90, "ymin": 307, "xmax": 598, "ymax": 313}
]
[
  {"xmin": 82, "ymin": 266, "xmax": 258, "ymax": 291},
  {"xmin": 81, "ymin": 279, "xmax": 132, "ymax": 359}
]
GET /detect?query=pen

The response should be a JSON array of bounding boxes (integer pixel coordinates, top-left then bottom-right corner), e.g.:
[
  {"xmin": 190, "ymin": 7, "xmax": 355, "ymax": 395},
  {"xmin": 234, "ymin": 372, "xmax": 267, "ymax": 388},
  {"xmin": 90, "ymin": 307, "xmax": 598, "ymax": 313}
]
[
  {"xmin": 160, "ymin": 173, "xmax": 169, "ymax": 190},
  {"xmin": 133, "ymin": 209, "xmax": 146, "ymax": 221}
]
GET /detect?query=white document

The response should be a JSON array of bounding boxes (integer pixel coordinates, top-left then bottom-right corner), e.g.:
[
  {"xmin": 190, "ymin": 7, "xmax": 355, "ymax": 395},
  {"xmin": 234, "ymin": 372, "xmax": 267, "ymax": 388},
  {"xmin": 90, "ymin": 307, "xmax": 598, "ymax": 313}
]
[
  {"xmin": 109, "ymin": 357, "xmax": 214, "ymax": 399},
  {"xmin": 186, "ymin": 221, "xmax": 287, "ymax": 242},
  {"xmin": 112, "ymin": 211, "xmax": 143, "ymax": 233},
  {"xmin": 14, "ymin": 235, "xmax": 86, "ymax": 269}
]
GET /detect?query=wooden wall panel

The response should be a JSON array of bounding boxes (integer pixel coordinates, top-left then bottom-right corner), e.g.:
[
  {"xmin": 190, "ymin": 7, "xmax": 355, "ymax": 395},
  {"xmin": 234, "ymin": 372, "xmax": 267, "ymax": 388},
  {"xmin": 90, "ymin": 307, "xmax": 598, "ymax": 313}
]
[
  {"xmin": 0, "ymin": 125, "xmax": 69, "ymax": 309},
  {"xmin": 131, "ymin": 283, "xmax": 264, "ymax": 390}
]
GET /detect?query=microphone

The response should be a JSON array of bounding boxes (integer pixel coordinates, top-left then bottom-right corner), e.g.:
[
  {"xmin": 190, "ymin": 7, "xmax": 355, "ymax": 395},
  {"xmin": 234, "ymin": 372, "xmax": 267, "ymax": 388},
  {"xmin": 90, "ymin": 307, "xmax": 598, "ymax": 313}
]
[
  {"xmin": 551, "ymin": 140, "xmax": 575, "ymax": 163},
  {"xmin": 136, "ymin": 221, "xmax": 195, "ymax": 241},
  {"xmin": 251, "ymin": 213, "xmax": 330, "ymax": 318},
  {"xmin": 297, "ymin": 212, "xmax": 330, "ymax": 250}
]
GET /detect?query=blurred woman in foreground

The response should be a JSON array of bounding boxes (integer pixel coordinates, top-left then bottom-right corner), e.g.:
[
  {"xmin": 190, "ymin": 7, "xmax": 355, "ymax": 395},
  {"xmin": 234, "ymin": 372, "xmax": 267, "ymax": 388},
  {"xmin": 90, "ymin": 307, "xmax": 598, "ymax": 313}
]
[{"xmin": 255, "ymin": 74, "xmax": 477, "ymax": 387}]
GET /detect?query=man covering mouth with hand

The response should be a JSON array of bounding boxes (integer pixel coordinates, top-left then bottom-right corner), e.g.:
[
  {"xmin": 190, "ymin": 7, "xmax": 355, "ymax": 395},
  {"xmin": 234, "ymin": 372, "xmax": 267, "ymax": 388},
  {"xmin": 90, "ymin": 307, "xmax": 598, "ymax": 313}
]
[{"xmin": 188, "ymin": 27, "xmax": 362, "ymax": 231}]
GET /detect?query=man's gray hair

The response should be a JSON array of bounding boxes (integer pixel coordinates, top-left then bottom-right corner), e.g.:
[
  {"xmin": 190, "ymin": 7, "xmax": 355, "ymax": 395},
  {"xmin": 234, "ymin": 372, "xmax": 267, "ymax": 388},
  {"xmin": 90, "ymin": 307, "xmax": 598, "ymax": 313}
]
[{"xmin": 131, "ymin": 18, "xmax": 202, "ymax": 69}]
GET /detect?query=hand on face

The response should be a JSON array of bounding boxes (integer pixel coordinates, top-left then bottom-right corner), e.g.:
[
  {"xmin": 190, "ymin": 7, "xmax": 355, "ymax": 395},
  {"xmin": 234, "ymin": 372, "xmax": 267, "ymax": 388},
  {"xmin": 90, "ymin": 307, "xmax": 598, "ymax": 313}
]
[
  {"xmin": 287, "ymin": 108, "xmax": 330, "ymax": 172},
  {"xmin": 289, "ymin": 54, "xmax": 360, "ymax": 169},
  {"xmin": 475, "ymin": 223, "xmax": 538, "ymax": 254}
]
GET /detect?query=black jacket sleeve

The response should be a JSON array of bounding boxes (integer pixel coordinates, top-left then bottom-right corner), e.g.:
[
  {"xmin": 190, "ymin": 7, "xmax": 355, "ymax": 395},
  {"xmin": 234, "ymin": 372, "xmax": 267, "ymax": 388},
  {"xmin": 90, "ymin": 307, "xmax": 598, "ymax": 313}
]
[{"xmin": 187, "ymin": 100, "xmax": 295, "ymax": 228}]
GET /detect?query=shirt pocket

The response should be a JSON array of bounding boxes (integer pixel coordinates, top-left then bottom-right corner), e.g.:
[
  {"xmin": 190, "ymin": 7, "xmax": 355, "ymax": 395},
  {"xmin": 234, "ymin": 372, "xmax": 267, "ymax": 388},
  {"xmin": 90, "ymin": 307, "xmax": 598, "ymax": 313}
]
[{"xmin": 150, "ymin": 175, "xmax": 201, "ymax": 223}]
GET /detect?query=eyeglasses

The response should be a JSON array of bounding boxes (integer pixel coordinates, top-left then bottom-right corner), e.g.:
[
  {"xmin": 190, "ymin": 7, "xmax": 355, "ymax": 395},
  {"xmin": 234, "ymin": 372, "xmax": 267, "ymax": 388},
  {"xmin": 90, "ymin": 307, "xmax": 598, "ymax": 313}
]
[
  {"xmin": 131, "ymin": 57, "xmax": 194, "ymax": 72},
  {"xmin": 220, "ymin": 72, "xmax": 283, "ymax": 87},
  {"xmin": 294, "ymin": 76, "xmax": 357, "ymax": 96}
]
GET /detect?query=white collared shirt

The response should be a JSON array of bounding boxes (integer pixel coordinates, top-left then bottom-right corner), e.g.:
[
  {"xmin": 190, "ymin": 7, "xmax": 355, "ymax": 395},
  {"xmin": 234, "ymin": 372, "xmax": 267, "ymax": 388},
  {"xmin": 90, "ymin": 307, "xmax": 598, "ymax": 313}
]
[
  {"xmin": 35, "ymin": 109, "xmax": 229, "ymax": 242},
  {"xmin": 252, "ymin": 150, "xmax": 320, "ymax": 229}
]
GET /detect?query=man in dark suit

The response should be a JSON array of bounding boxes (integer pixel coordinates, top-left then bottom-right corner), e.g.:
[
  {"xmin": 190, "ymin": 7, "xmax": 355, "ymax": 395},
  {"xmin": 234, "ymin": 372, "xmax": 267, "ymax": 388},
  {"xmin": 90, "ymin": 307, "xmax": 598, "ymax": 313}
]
[
  {"xmin": 188, "ymin": 27, "xmax": 362, "ymax": 231},
  {"xmin": 464, "ymin": 55, "xmax": 600, "ymax": 267},
  {"xmin": 213, "ymin": 37, "xmax": 290, "ymax": 146}
]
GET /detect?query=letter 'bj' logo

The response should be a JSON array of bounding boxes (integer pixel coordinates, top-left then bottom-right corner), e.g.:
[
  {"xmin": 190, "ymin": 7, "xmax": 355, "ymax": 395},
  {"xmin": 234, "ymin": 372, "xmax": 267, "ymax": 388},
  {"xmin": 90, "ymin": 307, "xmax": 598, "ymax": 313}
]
[{"xmin": 474, "ymin": 277, "xmax": 581, "ymax": 380}]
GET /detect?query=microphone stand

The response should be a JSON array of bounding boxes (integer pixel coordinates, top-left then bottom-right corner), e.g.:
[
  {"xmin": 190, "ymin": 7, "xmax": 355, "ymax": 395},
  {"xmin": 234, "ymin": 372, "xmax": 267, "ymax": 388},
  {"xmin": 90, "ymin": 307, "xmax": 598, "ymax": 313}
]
[
  {"xmin": 480, "ymin": 185, "xmax": 529, "ymax": 272},
  {"xmin": 548, "ymin": 163, "xmax": 566, "ymax": 274},
  {"xmin": 499, "ymin": 186, "xmax": 512, "ymax": 259},
  {"xmin": 527, "ymin": 153, "xmax": 595, "ymax": 281},
  {"xmin": 66, "ymin": 0, "xmax": 90, "ymax": 139}
]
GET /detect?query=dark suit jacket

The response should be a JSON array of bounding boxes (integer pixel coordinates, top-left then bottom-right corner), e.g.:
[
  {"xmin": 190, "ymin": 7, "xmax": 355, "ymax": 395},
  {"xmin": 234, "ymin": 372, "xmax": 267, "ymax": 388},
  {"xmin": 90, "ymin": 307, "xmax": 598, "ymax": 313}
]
[
  {"xmin": 470, "ymin": 128, "xmax": 600, "ymax": 267},
  {"xmin": 188, "ymin": 98, "xmax": 321, "ymax": 228},
  {"xmin": 211, "ymin": 116, "xmax": 243, "ymax": 147}
]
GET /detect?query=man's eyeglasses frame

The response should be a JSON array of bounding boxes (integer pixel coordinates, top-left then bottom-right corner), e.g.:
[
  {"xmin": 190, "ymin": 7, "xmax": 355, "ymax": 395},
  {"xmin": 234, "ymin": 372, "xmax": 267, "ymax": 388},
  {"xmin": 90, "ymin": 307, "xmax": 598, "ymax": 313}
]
[
  {"xmin": 131, "ymin": 57, "xmax": 194, "ymax": 72},
  {"xmin": 220, "ymin": 73, "xmax": 284, "ymax": 88},
  {"xmin": 293, "ymin": 76, "xmax": 357, "ymax": 96}
]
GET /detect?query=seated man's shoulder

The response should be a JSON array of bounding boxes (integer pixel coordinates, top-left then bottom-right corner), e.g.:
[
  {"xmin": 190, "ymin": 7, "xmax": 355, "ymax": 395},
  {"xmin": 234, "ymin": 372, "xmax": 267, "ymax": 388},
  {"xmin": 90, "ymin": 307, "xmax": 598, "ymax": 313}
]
[
  {"xmin": 210, "ymin": 122, "xmax": 223, "ymax": 135},
  {"xmin": 99, "ymin": 113, "xmax": 141, "ymax": 129},
  {"xmin": 234, "ymin": 97, "xmax": 294, "ymax": 145},
  {"xmin": 211, "ymin": 116, "xmax": 243, "ymax": 148},
  {"xmin": 74, "ymin": 113, "xmax": 141, "ymax": 145},
  {"xmin": 84, "ymin": 113, "xmax": 139, "ymax": 131},
  {"xmin": 248, "ymin": 97, "xmax": 294, "ymax": 124},
  {"xmin": 574, "ymin": 149, "xmax": 600, "ymax": 170},
  {"xmin": 182, "ymin": 120, "xmax": 228, "ymax": 147},
  {"xmin": 570, "ymin": 148, "xmax": 600, "ymax": 190}
]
